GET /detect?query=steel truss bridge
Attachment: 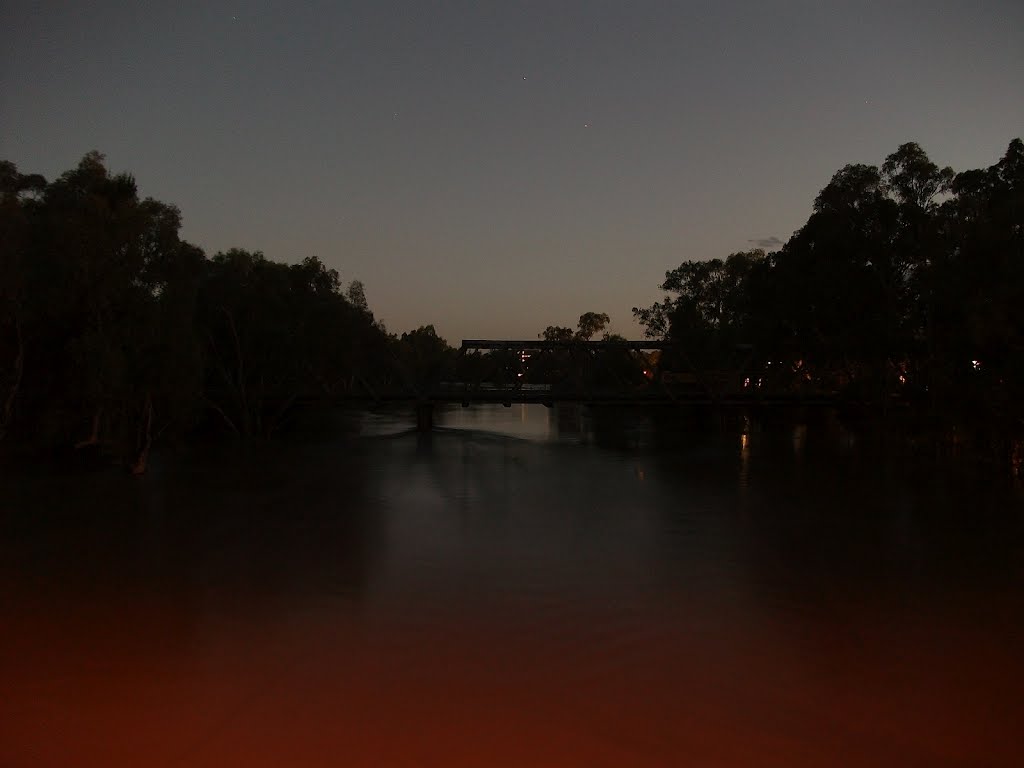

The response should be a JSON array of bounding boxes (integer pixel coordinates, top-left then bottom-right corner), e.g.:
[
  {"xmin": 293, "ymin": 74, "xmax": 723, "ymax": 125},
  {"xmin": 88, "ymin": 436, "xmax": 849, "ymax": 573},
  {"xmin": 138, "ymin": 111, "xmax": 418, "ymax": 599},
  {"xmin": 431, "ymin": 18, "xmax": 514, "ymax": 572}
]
[{"xmin": 340, "ymin": 340, "xmax": 839, "ymax": 430}]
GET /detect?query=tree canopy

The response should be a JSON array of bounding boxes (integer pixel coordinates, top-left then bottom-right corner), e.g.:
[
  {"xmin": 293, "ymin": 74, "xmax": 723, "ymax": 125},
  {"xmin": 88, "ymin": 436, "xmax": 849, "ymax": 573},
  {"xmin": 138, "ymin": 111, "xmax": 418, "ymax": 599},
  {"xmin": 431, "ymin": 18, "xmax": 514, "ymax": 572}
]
[
  {"xmin": 0, "ymin": 153, "xmax": 389, "ymax": 469},
  {"xmin": 633, "ymin": 138, "xmax": 1024, "ymax": 452}
]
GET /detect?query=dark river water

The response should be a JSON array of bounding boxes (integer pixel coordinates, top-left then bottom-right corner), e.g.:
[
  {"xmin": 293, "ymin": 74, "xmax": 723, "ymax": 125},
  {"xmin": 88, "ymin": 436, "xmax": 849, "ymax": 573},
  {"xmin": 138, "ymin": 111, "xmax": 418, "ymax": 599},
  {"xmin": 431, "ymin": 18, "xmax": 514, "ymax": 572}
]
[{"xmin": 2, "ymin": 405, "xmax": 1022, "ymax": 767}]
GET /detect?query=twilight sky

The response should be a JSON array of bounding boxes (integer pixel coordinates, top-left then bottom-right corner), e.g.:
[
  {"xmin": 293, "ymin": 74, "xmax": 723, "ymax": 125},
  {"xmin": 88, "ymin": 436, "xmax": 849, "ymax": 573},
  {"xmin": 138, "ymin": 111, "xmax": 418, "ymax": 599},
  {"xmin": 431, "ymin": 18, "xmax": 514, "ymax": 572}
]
[{"xmin": 2, "ymin": 1, "xmax": 1022, "ymax": 342}]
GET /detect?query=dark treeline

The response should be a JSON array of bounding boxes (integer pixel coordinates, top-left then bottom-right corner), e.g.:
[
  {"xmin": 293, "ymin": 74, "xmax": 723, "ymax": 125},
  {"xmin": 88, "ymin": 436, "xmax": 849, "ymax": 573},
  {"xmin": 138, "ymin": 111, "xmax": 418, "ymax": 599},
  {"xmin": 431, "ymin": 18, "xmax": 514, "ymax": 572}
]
[
  {"xmin": 634, "ymin": 140, "xmax": 1024, "ymax": 461},
  {"xmin": 0, "ymin": 152, "xmax": 396, "ymax": 471},
  {"xmin": 3, "ymin": 141, "xmax": 1022, "ymax": 471}
]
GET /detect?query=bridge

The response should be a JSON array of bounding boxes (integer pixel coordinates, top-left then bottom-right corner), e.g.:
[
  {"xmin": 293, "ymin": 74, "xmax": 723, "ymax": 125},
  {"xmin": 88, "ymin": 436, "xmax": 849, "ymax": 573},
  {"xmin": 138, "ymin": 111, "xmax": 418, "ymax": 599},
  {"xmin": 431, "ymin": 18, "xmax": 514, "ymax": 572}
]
[{"xmin": 340, "ymin": 339, "xmax": 841, "ymax": 430}]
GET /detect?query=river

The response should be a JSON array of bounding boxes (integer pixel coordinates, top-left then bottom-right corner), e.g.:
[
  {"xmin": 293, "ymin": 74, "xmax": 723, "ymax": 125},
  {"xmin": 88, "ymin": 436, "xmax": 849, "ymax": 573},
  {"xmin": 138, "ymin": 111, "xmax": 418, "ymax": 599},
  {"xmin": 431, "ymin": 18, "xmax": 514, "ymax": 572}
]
[{"xmin": 2, "ymin": 404, "xmax": 1022, "ymax": 766}]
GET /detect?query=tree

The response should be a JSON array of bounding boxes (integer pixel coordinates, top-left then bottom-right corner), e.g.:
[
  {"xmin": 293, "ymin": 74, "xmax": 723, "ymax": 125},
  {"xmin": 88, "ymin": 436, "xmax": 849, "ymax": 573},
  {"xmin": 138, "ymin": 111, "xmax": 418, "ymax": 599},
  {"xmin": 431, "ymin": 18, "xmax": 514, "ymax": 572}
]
[
  {"xmin": 813, "ymin": 163, "xmax": 885, "ymax": 214},
  {"xmin": 0, "ymin": 162, "xmax": 45, "ymax": 439},
  {"xmin": 575, "ymin": 311, "xmax": 610, "ymax": 341},
  {"xmin": 882, "ymin": 142, "xmax": 954, "ymax": 210},
  {"xmin": 632, "ymin": 251, "xmax": 766, "ymax": 345},
  {"xmin": 394, "ymin": 325, "xmax": 454, "ymax": 392},
  {"xmin": 0, "ymin": 153, "xmax": 211, "ymax": 466},
  {"xmin": 0, "ymin": 152, "xmax": 389, "ymax": 465},
  {"xmin": 926, "ymin": 139, "xmax": 1024, "ymax": 417},
  {"xmin": 346, "ymin": 280, "xmax": 369, "ymax": 314},
  {"xmin": 198, "ymin": 251, "xmax": 380, "ymax": 437},
  {"xmin": 632, "ymin": 138, "xmax": 1024, "ymax": 426},
  {"xmin": 540, "ymin": 325, "xmax": 574, "ymax": 342}
]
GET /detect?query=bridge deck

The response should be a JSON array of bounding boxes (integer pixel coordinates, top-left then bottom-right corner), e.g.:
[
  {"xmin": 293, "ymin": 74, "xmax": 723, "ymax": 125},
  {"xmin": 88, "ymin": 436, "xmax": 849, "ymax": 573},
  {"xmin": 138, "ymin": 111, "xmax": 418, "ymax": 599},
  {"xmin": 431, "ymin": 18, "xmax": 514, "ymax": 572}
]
[
  {"xmin": 309, "ymin": 339, "xmax": 852, "ymax": 411},
  {"xmin": 336, "ymin": 390, "xmax": 841, "ymax": 407}
]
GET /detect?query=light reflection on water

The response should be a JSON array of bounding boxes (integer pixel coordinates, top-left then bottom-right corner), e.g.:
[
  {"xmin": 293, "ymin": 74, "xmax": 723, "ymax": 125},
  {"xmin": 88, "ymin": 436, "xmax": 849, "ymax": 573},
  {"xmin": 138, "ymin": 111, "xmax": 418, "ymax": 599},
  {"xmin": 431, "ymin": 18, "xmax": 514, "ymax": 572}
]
[
  {"xmin": 440, "ymin": 402, "xmax": 552, "ymax": 440},
  {"xmin": 360, "ymin": 403, "xmax": 588, "ymax": 442},
  {"xmin": 2, "ymin": 405, "xmax": 1023, "ymax": 766}
]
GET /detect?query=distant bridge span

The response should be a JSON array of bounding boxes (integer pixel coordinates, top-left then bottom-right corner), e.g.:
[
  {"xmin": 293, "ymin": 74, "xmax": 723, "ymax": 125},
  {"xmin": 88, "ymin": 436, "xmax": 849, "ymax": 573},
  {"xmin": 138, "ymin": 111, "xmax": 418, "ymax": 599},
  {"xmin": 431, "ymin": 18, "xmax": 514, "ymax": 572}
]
[{"xmin": 333, "ymin": 339, "xmax": 845, "ymax": 431}]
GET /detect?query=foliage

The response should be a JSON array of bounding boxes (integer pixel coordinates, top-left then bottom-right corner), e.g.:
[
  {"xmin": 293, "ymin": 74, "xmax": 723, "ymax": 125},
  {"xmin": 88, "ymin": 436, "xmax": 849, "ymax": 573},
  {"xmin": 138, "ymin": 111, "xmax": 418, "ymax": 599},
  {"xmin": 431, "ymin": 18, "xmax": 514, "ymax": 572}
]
[
  {"xmin": 0, "ymin": 153, "xmax": 387, "ymax": 467},
  {"xmin": 633, "ymin": 138, "xmax": 1024, "ymax": 449},
  {"xmin": 575, "ymin": 312, "xmax": 610, "ymax": 341},
  {"xmin": 540, "ymin": 311, "xmax": 612, "ymax": 342},
  {"xmin": 392, "ymin": 325, "xmax": 455, "ymax": 391},
  {"xmin": 540, "ymin": 325, "xmax": 574, "ymax": 342}
]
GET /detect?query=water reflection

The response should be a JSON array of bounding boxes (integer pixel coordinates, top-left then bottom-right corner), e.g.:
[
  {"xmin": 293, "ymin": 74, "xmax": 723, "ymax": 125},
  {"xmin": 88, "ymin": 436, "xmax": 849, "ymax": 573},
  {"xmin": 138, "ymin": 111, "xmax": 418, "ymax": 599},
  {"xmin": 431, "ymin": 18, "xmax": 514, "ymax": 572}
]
[
  {"xmin": 792, "ymin": 423, "xmax": 807, "ymax": 456},
  {"xmin": 739, "ymin": 432, "xmax": 751, "ymax": 489},
  {"xmin": 2, "ymin": 406, "xmax": 1023, "ymax": 766}
]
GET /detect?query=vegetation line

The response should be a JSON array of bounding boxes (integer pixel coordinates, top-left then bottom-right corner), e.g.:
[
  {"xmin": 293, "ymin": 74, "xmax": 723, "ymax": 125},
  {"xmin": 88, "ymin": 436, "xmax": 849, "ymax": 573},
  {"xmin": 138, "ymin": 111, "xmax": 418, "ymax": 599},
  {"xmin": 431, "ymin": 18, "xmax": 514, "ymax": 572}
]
[{"xmin": 1, "ymin": 139, "xmax": 1021, "ymax": 470}]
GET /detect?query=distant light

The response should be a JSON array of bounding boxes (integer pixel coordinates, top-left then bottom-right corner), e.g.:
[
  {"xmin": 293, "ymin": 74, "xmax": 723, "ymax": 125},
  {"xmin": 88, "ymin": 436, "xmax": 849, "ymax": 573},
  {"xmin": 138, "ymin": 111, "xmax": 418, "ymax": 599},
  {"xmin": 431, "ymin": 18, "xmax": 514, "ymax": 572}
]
[{"xmin": 972, "ymin": 360, "xmax": 981, "ymax": 370}]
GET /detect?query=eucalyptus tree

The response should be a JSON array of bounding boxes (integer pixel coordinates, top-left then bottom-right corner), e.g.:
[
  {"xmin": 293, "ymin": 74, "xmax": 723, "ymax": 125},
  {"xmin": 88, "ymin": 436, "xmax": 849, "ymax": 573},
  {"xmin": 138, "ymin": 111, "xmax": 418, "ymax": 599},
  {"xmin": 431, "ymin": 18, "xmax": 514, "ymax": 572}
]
[
  {"xmin": 0, "ymin": 161, "xmax": 45, "ymax": 439},
  {"xmin": 0, "ymin": 152, "xmax": 205, "ymax": 467}
]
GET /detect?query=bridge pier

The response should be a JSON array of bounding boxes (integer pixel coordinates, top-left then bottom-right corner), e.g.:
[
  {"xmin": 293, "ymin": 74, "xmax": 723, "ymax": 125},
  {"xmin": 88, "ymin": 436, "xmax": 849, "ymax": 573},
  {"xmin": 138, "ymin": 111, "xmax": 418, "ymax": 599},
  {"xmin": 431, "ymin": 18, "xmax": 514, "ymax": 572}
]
[{"xmin": 415, "ymin": 402, "xmax": 434, "ymax": 432}]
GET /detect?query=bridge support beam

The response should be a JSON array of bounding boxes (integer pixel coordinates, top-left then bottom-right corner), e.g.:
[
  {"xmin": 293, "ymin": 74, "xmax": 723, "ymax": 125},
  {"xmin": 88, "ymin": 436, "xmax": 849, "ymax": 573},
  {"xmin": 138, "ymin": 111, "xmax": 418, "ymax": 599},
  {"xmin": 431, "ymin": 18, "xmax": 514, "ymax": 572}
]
[{"xmin": 415, "ymin": 402, "xmax": 434, "ymax": 432}]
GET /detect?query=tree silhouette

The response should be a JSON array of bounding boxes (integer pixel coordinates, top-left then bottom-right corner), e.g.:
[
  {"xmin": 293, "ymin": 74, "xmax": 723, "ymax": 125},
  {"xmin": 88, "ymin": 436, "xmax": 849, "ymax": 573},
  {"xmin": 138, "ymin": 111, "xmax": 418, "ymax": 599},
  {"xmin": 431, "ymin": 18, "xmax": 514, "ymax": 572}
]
[
  {"xmin": 0, "ymin": 153, "xmax": 386, "ymax": 467},
  {"xmin": 633, "ymin": 138, "xmax": 1024, "ymax": 457}
]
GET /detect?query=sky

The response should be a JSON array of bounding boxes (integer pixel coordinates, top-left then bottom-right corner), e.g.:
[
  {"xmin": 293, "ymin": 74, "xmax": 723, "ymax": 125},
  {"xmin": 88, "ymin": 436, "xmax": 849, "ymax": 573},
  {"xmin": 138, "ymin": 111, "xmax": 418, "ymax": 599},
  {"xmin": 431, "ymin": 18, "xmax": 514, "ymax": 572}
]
[{"xmin": 2, "ymin": 1, "xmax": 1022, "ymax": 342}]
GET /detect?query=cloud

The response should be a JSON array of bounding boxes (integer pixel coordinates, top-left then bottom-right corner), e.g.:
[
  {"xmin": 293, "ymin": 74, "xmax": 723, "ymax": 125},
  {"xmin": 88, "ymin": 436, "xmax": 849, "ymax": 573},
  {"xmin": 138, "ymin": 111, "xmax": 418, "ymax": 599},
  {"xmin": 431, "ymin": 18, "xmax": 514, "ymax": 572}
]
[{"xmin": 748, "ymin": 236, "xmax": 783, "ymax": 250}]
